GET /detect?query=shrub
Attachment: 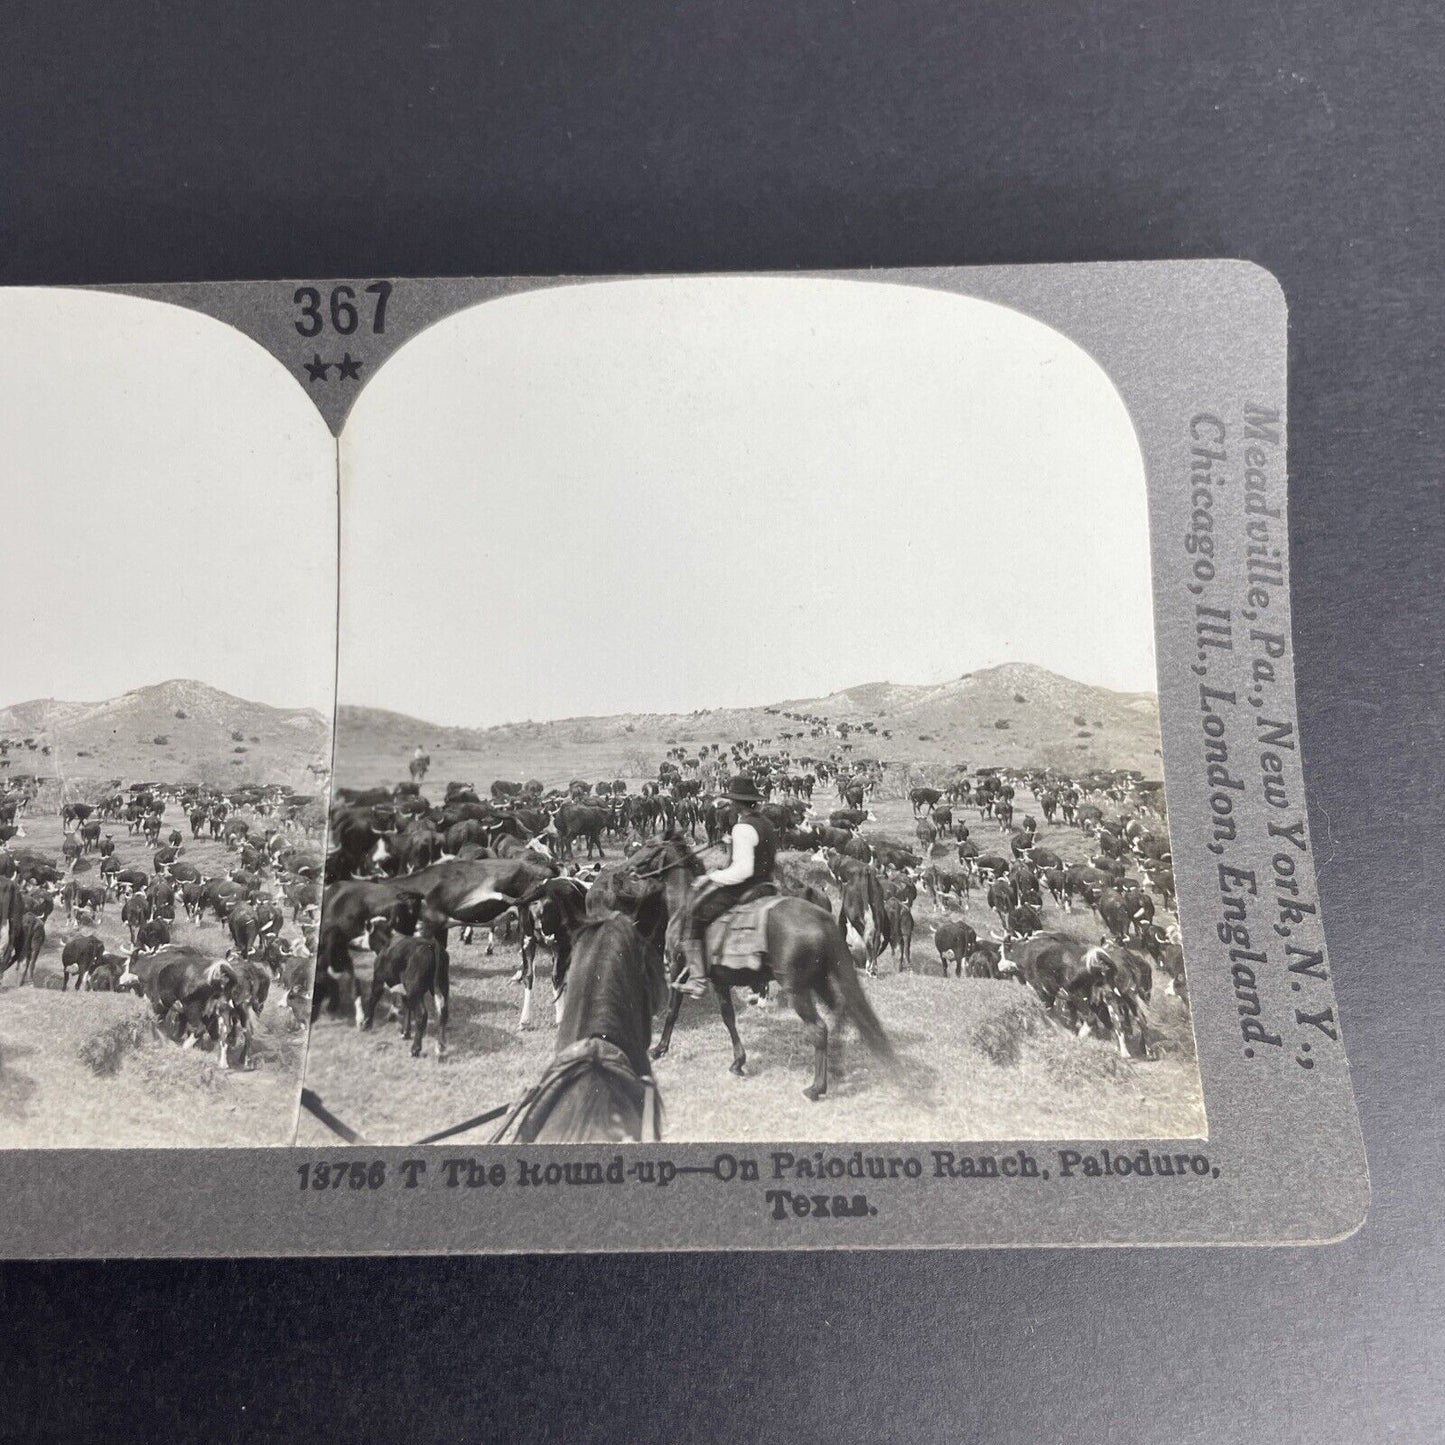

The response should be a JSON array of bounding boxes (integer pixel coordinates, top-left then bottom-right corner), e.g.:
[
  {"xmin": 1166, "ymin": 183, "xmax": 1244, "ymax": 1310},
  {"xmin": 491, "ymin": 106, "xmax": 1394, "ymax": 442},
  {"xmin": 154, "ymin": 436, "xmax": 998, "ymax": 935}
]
[
  {"xmin": 969, "ymin": 996, "xmax": 1042, "ymax": 1067},
  {"xmin": 174, "ymin": 709, "xmax": 188, "ymax": 719},
  {"xmin": 233, "ymin": 745, "xmax": 248, "ymax": 754},
  {"xmin": 152, "ymin": 734, "xmax": 169, "ymax": 746},
  {"xmin": 1013, "ymin": 692, "xmax": 1027, "ymax": 704},
  {"xmin": 231, "ymin": 730, "xmax": 245, "ymax": 742},
  {"xmin": 78, "ymin": 1012, "xmax": 156, "ymax": 1075},
  {"xmin": 1073, "ymin": 714, "xmax": 1087, "ymax": 727},
  {"xmin": 994, "ymin": 719, "xmax": 1010, "ymax": 730},
  {"xmin": 1076, "ymin": 729, "xmax": 1093, "ymax": 738}
]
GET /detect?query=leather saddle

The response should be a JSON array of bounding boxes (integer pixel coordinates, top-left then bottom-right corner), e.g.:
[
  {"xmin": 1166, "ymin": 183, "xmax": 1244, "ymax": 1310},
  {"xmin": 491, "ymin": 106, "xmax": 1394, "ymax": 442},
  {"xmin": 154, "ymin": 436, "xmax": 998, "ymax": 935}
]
[{"xmin": 705, "ymin": 883, "xmax": 784, "ymax": 973}]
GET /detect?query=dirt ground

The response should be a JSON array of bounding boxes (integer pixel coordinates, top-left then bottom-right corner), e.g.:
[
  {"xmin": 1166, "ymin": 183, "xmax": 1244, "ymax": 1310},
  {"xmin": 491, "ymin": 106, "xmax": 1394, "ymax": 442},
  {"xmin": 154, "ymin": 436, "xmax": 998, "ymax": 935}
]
[
  {"xmin": 301, "ymin": 751, "xmax": 1205, "ymax": 1147},
  {"xmin": 0, "ymin": 805, "xmax": 311, "ymax": 1148}
]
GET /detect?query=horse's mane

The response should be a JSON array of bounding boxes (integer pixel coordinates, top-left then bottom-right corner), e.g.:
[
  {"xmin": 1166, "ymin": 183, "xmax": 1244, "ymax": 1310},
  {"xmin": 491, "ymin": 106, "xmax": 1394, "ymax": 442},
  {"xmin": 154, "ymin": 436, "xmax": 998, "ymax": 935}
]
[{"xmin": 559, "ymin": 913, "xmax": 669, "ymax": 1071}]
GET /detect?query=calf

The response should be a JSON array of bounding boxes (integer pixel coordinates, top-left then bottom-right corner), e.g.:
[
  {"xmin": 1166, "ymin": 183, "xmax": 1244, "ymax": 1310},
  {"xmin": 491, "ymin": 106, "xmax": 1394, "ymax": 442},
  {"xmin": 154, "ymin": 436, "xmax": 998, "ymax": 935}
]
[
  {"xmin": 933, "ymin": 921, "xmax": 977, "ymax": 978},
  {"xmin": 60, "ymin": 934, "xmax": 107, "ymax": 991},
  {"xmin": 361, "ymin": 920, "xmax": 449, "ymax": 1057},
  {"xmin": 15, "ymin": 913, "xmax": 45, "ymax": 985},
  {"xmin": 883, "ymin": 898, "xmax": 914, "ymax": 972},
  {"xmin": 1139, "ymin": 924, "xmax": 1188, "ymax": 1002},
  {"xmin": 964, "ymin": 939, "xmax": 1004, "ymax": 979}
]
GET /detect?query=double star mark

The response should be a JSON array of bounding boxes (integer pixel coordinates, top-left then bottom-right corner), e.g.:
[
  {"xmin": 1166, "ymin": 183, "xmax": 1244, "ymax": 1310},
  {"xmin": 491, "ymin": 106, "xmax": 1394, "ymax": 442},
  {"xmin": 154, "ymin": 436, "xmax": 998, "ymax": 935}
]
[{"xmin": 303, "ymin": 353, "xmax": 363, "ymax": 384}]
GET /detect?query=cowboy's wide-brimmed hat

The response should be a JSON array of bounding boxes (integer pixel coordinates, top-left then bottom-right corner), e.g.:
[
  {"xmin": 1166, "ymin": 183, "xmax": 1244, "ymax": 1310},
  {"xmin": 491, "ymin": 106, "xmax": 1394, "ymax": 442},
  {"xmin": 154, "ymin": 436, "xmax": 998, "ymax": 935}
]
[{"xmin": 724, "ymin": 776, "xmax": 763, "ymax": 804}]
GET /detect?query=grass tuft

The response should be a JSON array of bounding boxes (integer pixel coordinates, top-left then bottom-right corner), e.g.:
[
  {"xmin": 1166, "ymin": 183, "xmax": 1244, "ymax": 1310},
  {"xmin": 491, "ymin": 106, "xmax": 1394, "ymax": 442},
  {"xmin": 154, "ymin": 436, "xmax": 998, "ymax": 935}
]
[{"xmin": 77, "ymin": 1012, "xmax": 158, "ymax": 1076}]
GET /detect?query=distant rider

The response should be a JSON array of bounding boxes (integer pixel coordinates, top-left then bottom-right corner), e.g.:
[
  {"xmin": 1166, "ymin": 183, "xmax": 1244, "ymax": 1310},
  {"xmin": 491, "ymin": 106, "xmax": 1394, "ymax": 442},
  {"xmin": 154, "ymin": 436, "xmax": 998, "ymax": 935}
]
[{"xmin": 676, "ymin": 775, "xmax": 779, "ymax": 998}]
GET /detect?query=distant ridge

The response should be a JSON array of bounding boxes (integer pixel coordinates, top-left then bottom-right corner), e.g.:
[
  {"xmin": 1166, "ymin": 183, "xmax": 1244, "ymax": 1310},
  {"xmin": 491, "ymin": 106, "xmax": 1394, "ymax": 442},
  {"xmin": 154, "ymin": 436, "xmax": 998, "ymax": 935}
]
[
  {"xmin": 337, "ymin": 663, "xmax": 1162, "ymax": 781},
  {"xmin": 0, "ymin": 680, "xmax": 331, "ymax": 787}
]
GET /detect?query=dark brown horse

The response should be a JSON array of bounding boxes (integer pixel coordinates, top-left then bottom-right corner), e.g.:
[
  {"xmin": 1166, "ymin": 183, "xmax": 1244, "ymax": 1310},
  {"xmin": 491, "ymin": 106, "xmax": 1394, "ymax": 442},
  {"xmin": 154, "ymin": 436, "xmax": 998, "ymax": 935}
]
[
  {"xmin": 620, "ymin": 835, "xmax": 896, "ymax": 1101},
  {"xmin": 492, "ymin": 910, "xmax": 669, "ymax": 1142}
]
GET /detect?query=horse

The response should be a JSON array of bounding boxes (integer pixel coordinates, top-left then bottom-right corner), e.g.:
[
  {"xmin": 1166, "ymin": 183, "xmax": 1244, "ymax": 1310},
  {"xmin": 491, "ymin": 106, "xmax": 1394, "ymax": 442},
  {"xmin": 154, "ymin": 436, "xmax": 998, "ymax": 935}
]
[
  {"xmin": 491, "ymin": 910, "xmax": 668, "ymax": 1142},
  {"xmin": 621, "ymin": 835, "xmax": 896, "ymax": 1101},
  {"xmin": 408, "ymin": 752, "xmax": 431, "ymax": 785}
]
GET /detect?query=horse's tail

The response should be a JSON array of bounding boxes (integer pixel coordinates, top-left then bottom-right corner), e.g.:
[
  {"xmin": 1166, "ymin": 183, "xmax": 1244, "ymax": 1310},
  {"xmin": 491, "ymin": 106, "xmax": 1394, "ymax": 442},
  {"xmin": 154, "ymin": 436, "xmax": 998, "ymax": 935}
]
[{"xmin": 825, "ymin": 929, "xmax": 896, "ymax": 1066}]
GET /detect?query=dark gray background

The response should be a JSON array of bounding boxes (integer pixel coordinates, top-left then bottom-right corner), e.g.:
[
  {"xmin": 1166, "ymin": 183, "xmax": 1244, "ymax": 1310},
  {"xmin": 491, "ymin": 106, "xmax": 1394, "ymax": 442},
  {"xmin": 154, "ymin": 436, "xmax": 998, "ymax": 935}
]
[{"xmin": 1, "ymin": 2, "xmax": 1440, "ymax": 1440}]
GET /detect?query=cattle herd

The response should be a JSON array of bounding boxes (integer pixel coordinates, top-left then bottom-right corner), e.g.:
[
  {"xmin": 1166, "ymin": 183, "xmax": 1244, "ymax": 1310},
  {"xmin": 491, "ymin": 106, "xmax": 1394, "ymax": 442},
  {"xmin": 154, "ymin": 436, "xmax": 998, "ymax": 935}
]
[
  {"xmin": 318, "ymin": 734, "xmax": 1185, "ymax": 1087},
  {"xmin": 0, "ymin": 775, "xmax": 323, "ymax": 1069}
]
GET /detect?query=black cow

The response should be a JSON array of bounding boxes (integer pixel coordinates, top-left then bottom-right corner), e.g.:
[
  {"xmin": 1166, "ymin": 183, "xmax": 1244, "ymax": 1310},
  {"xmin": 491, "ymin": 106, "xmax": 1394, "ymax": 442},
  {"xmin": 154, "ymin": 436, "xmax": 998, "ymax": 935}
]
[
  {"xmin": 1139, "ymin": 924, "xmax": 1188, "ymax": 1002},
  {"xmin": 933, "ymin": 921, "xmax": 977, "ymax": 978},
  {"xmin": 871, "ymin": 839, "xmax": 920, "ymax": 871},
  {"xmin": 361, "ymin": 919, "xmax": 450, "ymax": 1057},
  {"xmin": 13, "ymin": 913, "xmax": 45, "ymax": 985},
  {"xmin": 909, "ymin": 787, "xmax": 943, "ymax": 816},
  {"xmin": 317, "ymin": 857, "xmax": 556, "ymax": 1020},
  {"xmin": 228, "ymin": 903, "xmax": 259, "ymax": 958},
  {"xmin": 392, "ymin": 827, "xmax": 444, "ymax": 874},
  {"xmin": 965, "ymin": 940, "xmax": 1004, "ymax": 978},
  {"xmin": 327, "ymin": 806, "xmax": 390, "ymax": 880},
  {"xmin": 987, "ymin": 877, "xmax": 1017, "ymax": 925},
  {"xmin": 127, "ymin": 950, "xmax": 253, "ymax": 1066},
  {"xmin": 1005, "ymin": 903, "xmax": 1043, "ymax": 938},
  {"xmin": 549, "ymin": 803, "xmax": 608, "ymax": 860},
  {"xmin": 60, "ymin": 802, "xmax": 94, "ymax": 832},
  {"xmin": 883, "ymin": 898, "xmax": 914, "ymax": 972},
  {"xmin": 997, "ymin": 933, "xmax": 1150, "ymax": 1058},
  {"xmin": 121, "ymin": 892, "xmax": 150, "ymax": 942},
  {"xmin": 60, "ymin": 933, "xmax": 106, "ymax": 990},
  {"xmin": 280, "ymin": 950, "xmax": 313, "ymax": 1025},
  {"xmin": 135, "ymin": 917, "xmax": 171, "ymax": 955},
  {"xmin": 0, "ymin": 877, "xmax": 29, "ymax": 974}
]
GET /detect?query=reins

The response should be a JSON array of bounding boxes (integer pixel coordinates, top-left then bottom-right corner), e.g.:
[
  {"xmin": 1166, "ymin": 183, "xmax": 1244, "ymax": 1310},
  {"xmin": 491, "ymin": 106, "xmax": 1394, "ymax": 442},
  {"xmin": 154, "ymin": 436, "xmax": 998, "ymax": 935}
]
[
  {"xmin": 299, "ymin": 1087, "xmax": 517, "ymax": 1147},
  {"xmin": 628, "ymin": 844, "xmax": 712, "ymax": 881}
]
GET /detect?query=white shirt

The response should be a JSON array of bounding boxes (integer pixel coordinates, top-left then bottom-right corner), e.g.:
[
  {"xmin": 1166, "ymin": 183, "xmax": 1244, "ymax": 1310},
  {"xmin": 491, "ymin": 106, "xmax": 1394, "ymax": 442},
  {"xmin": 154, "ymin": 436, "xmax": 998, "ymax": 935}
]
[{"xmin": 707, "ymin": 821, "xmax": 759, "ymax": 886}]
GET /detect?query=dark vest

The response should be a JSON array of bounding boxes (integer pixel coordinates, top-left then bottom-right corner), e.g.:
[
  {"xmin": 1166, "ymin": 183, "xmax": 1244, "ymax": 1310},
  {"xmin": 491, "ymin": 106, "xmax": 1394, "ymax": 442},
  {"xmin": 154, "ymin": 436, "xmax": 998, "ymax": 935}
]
[{"xmin": 738, "ymin": 810, "xmax": 779, "ymax": 883}]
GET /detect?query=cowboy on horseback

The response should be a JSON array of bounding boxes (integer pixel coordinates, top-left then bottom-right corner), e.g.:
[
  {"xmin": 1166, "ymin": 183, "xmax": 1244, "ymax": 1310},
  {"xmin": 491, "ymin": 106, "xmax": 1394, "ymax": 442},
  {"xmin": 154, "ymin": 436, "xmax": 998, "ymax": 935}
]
[{"xmin": 675, "ymin": 775, "xmax": 779, "ymax": 998}]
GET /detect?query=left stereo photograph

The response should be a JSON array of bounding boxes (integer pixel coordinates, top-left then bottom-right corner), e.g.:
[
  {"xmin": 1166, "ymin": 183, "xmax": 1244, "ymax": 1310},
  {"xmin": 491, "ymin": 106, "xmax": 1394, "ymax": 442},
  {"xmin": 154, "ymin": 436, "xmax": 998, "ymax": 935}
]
[{"xmin": 0, "ymin": 289, "xmax": 337, "ymax": 1147}]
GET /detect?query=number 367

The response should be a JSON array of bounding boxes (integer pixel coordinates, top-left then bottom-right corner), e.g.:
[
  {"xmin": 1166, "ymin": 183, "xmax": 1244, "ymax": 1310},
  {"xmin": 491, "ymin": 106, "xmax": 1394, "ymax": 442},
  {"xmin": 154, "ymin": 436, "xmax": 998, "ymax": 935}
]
[{"xmin": 294, "ymin": 281, "xmax": 392, "ymax": 337}]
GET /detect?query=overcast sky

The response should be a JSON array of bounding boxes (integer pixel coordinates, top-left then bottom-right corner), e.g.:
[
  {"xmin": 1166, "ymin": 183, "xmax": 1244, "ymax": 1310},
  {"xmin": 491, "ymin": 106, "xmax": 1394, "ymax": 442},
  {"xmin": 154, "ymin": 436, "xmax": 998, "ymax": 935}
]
[
  {"xmin": 340, "ymin": 275, "xmax": 1156, "ymax": 727},
  {"xmin": 1, "ymin": 289, "xmax": 337, "ymax": 713}
]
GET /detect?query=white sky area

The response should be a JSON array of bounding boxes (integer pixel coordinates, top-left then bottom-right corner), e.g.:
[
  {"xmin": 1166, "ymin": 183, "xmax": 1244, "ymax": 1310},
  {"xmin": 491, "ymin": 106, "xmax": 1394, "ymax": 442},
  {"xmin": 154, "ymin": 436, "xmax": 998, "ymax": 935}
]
[
  {"xmin": 340, "ymin": 276, "xmax": 1156, "ymax": 727},
  {"xmin": 1, "ymin": 290, "xmax": 337, "ymax": 713}
]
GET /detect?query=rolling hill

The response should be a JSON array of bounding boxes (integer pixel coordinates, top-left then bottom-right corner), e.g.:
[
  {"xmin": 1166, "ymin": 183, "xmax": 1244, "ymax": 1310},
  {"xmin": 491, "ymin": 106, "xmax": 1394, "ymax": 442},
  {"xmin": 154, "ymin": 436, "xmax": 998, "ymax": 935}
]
[
  {"xmin": 337, "ymin": 662, "xmax": 1162, "ymax": 784},
  {"xmin": 0, "ymin": 680, "xmax": 331, "ymax": 790}
]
